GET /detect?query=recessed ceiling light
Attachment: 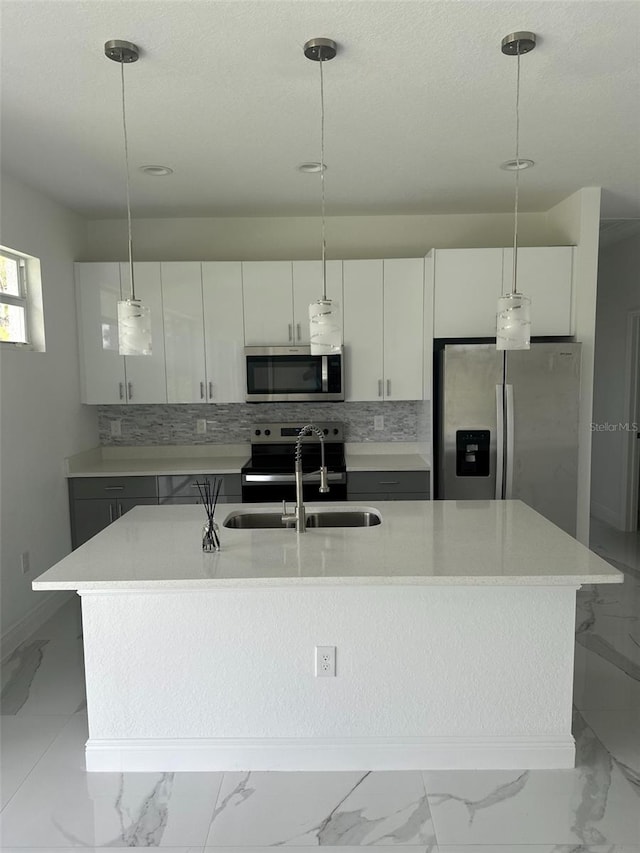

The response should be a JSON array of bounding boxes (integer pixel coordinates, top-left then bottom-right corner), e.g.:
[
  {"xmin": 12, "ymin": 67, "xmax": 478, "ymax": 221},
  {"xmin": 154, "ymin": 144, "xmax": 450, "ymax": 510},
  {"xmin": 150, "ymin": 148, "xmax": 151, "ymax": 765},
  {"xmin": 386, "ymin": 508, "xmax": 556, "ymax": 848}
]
[
  {"xmin": 500, "ymin": 158, "xmax": 535, "ymax": 171},
  {"xmin": 139, "ymin": 165, "xmax": 174, "ymax": 176},
  {"xmin": 298, "ymin": 162, "xmax": 327, "ymax": 173}
]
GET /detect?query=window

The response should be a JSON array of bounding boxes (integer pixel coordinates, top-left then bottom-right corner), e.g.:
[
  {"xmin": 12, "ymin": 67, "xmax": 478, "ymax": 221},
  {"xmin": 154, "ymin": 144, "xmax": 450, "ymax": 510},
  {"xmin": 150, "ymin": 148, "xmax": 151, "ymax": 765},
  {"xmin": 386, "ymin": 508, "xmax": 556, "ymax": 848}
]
[{"xmin": 0, "ymin": 250, "xmax": 29, "ymax": 344}]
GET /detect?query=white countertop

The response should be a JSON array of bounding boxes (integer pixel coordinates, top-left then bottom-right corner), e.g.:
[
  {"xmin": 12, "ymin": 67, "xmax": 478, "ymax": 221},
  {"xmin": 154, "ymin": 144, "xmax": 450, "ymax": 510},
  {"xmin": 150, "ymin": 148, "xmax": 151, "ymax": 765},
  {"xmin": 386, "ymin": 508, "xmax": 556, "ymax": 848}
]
[
  {"xmin": 65, "ymin": 443, "xmax": 430, "ymax": 477},
  {"xmin": 33, "ymin": 500, "xmax": 622, "ymax": 591}
]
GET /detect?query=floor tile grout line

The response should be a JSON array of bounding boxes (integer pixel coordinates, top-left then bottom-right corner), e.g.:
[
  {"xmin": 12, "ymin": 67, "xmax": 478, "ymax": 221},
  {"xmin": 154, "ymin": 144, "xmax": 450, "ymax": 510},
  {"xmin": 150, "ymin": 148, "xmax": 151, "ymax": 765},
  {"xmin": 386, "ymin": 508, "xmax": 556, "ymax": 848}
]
[{"xmin": 0, "ymin": 713, "xmax": 74, "ymax": 814}]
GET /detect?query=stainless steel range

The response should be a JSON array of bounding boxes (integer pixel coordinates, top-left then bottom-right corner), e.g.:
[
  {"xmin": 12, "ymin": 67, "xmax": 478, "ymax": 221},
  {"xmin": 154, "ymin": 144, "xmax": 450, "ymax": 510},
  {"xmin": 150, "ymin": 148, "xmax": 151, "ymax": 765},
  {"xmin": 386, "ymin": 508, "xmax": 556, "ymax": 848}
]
[{"xmin": 241, "ymin": 422, "xmax": 346, "ymax": 503}]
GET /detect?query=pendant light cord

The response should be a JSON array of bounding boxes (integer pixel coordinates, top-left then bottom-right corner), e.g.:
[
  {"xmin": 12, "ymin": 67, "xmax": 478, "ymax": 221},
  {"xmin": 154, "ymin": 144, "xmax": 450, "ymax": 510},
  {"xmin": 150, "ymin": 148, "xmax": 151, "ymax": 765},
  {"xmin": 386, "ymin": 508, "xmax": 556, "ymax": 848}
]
[
  {"xmin": 120, "ymin": 57, "xmax": 136, "ymax": 302},
  {"xmin": 319, "ymin": 55, "xmax": 327, "ymax": 301},
  {"xmin": 511, "ymin": 46, "xmax": 521, "ymax": 296}
]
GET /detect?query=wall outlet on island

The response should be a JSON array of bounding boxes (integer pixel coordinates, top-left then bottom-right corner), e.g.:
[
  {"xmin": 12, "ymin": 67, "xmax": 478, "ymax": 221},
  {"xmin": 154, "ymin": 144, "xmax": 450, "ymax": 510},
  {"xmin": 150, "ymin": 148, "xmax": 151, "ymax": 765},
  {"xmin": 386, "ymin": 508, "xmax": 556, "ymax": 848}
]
[
  {"xmin": 315, "ymin": 645, "xmax": 336, "ymax": 677},
  {"xmin": 196, "ymin": 419, "xmax": 207, "ymax": 434},
  {"xmin": 374, "ymin": 415, "xmax": 384, "ymax": 431},
  {"xmin": 110, "ymin": 419, "xmax": 122, "ymax": 438}
]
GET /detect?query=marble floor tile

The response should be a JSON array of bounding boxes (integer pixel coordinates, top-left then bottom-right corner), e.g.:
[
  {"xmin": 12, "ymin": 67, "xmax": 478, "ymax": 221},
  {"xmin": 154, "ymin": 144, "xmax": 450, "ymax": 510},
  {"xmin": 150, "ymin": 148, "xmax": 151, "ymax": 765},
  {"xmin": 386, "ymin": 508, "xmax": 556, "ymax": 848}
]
[
  {"xmin": 1, "ymin": 849, "xmax": 202, "ymax": 853},
  {"xmin": 438, "ymin": 846, "xmax": 640, "ymax": 852},
  {"xmin": 579, "ymin": 708, "xmax": 640, "ymax": 795},
  {"xmin": 0, "ymin": 714, "xmax": 71, "ymax": 809},
  {"xmin": 0, "ymin": 715, "xmax": 223, "ymax": 847},
  {"xmin": 205, "ymin": 771, "xmax": 436, "ymax": 846},
  {"xmin": 574, "ymin": 643, "xmax": 640, "ymax": 711},
  {"xmin": 590, "ymin": 518, "xmax": 640, "ymax": 572},
  {"xmin": 422, "ymin": 713, "xmax": 640, "ymax": 846}
]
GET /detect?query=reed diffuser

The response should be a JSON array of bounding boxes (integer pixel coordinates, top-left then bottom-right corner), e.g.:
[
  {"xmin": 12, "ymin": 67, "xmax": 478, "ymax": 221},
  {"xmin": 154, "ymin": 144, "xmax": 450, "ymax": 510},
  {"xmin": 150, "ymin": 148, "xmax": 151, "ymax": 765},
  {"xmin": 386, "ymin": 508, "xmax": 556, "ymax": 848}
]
[{"xmin": 196, "ymin": 478, "xmax": 221, "ymax": 551}]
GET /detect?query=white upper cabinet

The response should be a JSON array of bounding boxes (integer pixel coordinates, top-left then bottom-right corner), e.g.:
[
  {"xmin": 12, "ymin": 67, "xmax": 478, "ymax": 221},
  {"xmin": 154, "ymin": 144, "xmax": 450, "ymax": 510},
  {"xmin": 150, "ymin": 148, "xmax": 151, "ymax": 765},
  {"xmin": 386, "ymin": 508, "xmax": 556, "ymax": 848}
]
[
  {"xmin": 383, "ymin": 258, "xmax": 424, "ymax": 400},
  {"xmin": 292, "ymin": 260, "xmax": 343, "ymax": 345},
  {"xmin": 76, "ymin": 263, "xmax": 125, "ymax": 404},
  {"xmin": 434, "ymin": 249, "xmax": 504, "ymax": 338},
  {"xmin": 343, "ymin": 259, "xmax": 424, "ymax": 401},
  {"xmin": 162, "ymin": 262, "xmax": 206, "ymax": 403},
  {"xmin": 242, "ymin": 261, "xmax": 293, "ymax": 345},
  {"xmin": 502, "ymin": 246, "xmax": 574, "ymax": 336},
  {"xmin": 119, "ymin": 263, "xmax": 167, "ymax": 404},
  {"xmin": 202, "ymin": 262, "xmax": 245, "ymax": 403},
  {"xmin": 433, "ymin": 246, "xmax": 574, "ymax": 338},
  {"xmin": 343, "ymin": 260, "xmax": 384, "ymax": 401}
]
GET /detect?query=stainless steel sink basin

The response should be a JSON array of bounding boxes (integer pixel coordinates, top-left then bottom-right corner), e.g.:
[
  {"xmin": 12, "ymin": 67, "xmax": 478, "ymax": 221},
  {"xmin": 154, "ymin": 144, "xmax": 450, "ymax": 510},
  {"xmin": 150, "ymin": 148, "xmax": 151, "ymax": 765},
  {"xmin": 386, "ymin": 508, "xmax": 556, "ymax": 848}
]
[{"xmin": 223, "ymin": 509, "xmax": 382, "ymax": 530}]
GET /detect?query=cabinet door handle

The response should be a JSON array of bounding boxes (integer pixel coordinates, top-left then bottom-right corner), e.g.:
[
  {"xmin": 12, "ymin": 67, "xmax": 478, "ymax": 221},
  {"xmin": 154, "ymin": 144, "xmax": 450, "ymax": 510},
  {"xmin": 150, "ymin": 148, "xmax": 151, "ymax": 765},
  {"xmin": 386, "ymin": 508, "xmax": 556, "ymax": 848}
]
[
  {"xmin": 288, "ymin": 323, "xmax": 293, "ymax": 341},
  {"xmin": 296, "ymin": 323, "xmax": 301, "ymax": 340},
  {"xmin": 128, "ymin": 381, "xmax": 133, "ymax": 400},
  {"xmin": 386, "ymin": 379, "xmax": 391, "ymax": 397},
  {"xmin": 109, "ymin": 503, "xmax": 114, "ymax": 523},
  {"xmin": 209, "ymin": 381, "xmax": 214, "ymax": 400},
  {"xmin": 378, "ymin": 379, "xmax": 383, "ymax": 397},
  {"xmin": 200, "ymin": 381, "xmax": 205, "ymax": 400},
  {"xmin": 117, "ymin": 503, "xmax": 123, "ymax": 518},
  {"xmin": 119, "ymin": 382, "xmax": 124, "ymax": 400}
]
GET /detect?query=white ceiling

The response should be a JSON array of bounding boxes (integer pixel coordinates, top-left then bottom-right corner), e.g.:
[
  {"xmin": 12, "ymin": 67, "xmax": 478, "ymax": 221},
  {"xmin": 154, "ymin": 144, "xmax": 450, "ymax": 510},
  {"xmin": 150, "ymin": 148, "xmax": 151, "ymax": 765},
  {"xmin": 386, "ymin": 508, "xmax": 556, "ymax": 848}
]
[{"xmin": 2, "ymin": 0, "xmax": 639, "ymax": 220}]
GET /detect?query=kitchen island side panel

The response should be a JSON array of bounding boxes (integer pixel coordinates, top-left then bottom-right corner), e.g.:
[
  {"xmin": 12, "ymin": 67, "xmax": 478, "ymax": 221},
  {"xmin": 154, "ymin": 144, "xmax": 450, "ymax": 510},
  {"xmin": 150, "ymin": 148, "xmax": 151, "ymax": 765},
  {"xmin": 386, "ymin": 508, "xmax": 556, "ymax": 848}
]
[{"xmin": 80, "ymin": 584, "xmax": 577, "ymax": 770}]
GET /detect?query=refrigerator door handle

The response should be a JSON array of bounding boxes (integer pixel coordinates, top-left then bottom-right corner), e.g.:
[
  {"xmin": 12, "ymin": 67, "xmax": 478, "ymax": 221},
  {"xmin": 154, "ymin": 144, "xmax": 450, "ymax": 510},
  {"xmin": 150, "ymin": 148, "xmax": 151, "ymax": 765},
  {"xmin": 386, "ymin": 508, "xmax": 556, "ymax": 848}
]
[
  {"xmin": 505, "ymin": 383, "xmax": 515, "ymax": 499},
  {"xmin": 495, "ymin": 385, "xmax": 504, "ymax": 499}
]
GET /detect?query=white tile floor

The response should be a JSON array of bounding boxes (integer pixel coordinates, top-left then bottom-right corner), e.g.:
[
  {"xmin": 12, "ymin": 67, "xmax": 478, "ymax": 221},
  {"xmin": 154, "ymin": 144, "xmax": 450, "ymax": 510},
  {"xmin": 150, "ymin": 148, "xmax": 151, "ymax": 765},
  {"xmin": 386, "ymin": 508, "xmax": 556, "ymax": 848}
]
[{"xmin": 1, "ymin": 519, "xmax": 639, "ymax": 850}]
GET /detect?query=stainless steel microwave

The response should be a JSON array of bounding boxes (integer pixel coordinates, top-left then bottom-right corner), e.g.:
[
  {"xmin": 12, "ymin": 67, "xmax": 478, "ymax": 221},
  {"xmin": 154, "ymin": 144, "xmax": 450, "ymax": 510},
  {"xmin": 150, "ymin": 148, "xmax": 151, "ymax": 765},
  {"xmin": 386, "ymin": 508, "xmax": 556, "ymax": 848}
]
[{"xmin": 245, "ymin": 346, "xmax": 344, "ymax": 402}]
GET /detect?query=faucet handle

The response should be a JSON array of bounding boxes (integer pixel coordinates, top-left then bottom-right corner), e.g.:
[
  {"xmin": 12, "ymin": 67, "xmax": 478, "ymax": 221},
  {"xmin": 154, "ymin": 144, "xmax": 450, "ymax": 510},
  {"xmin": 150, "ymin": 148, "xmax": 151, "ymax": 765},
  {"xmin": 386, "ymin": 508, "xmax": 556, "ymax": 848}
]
[{"xmin": 319, "ymin": 466, "xmax": 330, "ymax": 494}]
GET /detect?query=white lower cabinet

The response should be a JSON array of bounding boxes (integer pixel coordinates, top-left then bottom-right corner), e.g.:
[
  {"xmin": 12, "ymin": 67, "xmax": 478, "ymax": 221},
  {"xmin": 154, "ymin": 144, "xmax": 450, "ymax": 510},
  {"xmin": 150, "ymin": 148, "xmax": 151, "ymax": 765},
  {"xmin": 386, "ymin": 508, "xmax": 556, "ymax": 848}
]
[
  {"xmin": 343, "ymin": 259, "xmax": 424, "ymax": 402},
  {"xmin": 202, "ymin": 262, "xmax": 245, "ymax": 403},
  {"xmin": 76, "ymin": 262, "xmax": 166, "ymax": 404}
]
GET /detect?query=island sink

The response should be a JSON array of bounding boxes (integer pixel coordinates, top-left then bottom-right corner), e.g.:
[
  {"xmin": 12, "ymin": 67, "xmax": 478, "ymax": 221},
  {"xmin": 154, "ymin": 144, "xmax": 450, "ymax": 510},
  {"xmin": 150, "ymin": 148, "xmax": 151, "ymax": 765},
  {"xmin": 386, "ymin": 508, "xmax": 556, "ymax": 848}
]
[{"xmin": 223, "ymin": 508, "xmax": 382, "ymax": 529}]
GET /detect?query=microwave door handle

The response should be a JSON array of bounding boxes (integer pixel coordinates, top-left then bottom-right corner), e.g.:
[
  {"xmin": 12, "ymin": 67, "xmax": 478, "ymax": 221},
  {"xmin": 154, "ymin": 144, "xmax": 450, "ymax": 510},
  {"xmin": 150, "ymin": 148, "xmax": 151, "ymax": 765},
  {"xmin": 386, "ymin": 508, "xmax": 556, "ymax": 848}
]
[{"xmin": 321, "ymin": 356, "xmax": 329, "ymax": 392}]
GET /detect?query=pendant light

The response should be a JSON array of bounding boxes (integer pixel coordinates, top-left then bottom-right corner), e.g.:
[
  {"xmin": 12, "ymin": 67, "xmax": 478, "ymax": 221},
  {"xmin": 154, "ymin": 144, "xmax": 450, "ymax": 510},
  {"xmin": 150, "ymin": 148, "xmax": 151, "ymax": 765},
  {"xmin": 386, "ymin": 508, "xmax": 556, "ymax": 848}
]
[
  {"xmin": 304, "ymin": 38, "xmax": 342, "ymax": 355},
  {"xmin": 496, "ymin": 31, "xmax": 536, "ymax": 351},
  {"xmin": 105, "ymin": 39, "xmax": 152, "ymax": 357}
]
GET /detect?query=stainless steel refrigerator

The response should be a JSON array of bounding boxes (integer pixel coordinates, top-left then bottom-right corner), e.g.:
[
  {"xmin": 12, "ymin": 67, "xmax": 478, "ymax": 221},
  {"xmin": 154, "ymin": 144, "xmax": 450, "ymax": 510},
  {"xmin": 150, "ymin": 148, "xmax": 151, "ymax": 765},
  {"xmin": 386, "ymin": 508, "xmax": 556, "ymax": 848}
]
[{"xmin": 435, "ymin": 342, "xmax": 582, "ymax": 535}]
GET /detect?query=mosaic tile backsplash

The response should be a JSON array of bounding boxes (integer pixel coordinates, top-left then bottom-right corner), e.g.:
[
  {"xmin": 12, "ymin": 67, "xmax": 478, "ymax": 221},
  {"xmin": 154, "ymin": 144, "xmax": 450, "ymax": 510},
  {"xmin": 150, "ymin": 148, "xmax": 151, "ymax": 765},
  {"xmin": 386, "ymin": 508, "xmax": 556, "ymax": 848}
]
[{"xmin": 97, "ymin": 401, "xmax": 428, "ymax": 445}]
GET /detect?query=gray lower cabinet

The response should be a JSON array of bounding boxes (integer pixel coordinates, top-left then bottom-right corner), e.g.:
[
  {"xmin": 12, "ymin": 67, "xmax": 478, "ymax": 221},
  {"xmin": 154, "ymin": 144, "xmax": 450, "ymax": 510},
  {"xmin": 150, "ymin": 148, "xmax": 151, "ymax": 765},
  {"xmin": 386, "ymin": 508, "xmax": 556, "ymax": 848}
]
[
  {"xmin": 347, "ymin": 470, "xmax": 430, "ymax": 501},
  {"xmin": 69, "ymin": 476, "xmax": 159, "ymax": 549},
  {"xmin": 157, "ymin": 474, "xmax": 242, "ymax": 504}
]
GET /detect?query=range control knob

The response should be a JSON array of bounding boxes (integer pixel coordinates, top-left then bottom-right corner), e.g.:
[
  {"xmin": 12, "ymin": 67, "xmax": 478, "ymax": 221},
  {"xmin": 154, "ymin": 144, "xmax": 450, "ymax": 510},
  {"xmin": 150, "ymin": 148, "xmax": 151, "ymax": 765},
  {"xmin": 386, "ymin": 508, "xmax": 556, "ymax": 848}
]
[
  {"xmin": 265, "ymin": 429, "xmax": 271, "ymax": 436},
  {"xmin": 333, "ymin": 428, "xmax": 339, "ymax": 435},
  {"xmin": 254, "ymin": 429, "xmax": 261, "ymax": 436},
  {"xmin": 323, "ymin": 428, "xmax": 329, "ymax": 435}
]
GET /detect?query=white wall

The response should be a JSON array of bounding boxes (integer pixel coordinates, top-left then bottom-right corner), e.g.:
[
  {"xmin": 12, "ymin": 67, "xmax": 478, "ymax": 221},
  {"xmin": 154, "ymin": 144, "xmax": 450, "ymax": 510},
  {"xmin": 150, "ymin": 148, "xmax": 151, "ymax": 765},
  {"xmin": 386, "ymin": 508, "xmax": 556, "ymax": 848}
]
[
  {"xmin": 84, "ymin": 211, "xmax": 560, "ymax": 262},
  {"xmin": 0, "ymin": 172, "xmax": 97, "ymax": 655},
  {"xmin": 547, "ymin": 188, "xmax": 602, "ymax": 545},
  {"xmin": 591, "ymin": 233, "xmax": 640, "ymax": 528}
]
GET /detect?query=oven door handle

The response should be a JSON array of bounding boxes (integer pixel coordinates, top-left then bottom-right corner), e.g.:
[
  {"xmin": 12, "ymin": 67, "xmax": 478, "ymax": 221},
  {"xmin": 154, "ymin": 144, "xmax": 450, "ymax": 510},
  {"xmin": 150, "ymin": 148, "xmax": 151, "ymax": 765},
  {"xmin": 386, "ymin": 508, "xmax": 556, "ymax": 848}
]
[{"xmin": 242, "ymin": 472, "xmax": 346, "ymax": 484}]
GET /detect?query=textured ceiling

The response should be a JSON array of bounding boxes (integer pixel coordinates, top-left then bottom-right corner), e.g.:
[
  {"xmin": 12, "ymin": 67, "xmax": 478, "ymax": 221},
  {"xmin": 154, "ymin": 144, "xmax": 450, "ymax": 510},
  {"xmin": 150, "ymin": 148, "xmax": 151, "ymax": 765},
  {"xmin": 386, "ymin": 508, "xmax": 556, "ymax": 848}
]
[{"xmin": 1, "ymin": 0, "xmax": 639, "ymax": 219}]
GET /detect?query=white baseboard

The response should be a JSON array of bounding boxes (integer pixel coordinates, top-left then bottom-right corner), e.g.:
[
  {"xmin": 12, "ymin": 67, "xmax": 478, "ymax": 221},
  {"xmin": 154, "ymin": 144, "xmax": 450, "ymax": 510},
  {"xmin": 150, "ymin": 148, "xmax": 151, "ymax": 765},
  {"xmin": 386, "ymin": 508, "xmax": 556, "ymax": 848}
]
[
  {"xmin": 1, "ymin": 592, "xmax": 74, "ymax": 662},
  {"xmin": 85, "ymin": 734, "xmax": 575, "ymax": 772},
  {"xmin": 590, "ymin": 500, "xmax": 624, "ymax": 530}
]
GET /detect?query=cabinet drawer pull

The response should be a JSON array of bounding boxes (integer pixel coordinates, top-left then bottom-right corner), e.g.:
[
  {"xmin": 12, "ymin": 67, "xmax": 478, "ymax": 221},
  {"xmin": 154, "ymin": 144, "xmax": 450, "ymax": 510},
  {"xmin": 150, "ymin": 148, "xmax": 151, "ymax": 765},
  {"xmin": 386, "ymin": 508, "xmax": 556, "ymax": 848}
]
[
  {"xmin": 119, "ymin": 382, "xmax": 125, "ymax": 400},
  {"xmin": 209, "ymin": 381, "xmax": 214, "ymax": 399},
  {"xmin": 378, "ymin": 379, "xmax": 383, "ymax": 397},
  {"xmin": 200, "ymin": 381, "xmax": 205, "ymax": 400},
  {"xmin": 386, "ymin": 379, "xmax": 391, "ymax": 397},
  {"xmin": 128, "ymin": 381, "xmax": 133, "ymax": 400},
  {"xmin": 104, "ymin": 486, "xmax": 124, "ymax": 491},
  {"xmin": 379, "ymin": 480, "xmax": 400, "ymax": 485}
]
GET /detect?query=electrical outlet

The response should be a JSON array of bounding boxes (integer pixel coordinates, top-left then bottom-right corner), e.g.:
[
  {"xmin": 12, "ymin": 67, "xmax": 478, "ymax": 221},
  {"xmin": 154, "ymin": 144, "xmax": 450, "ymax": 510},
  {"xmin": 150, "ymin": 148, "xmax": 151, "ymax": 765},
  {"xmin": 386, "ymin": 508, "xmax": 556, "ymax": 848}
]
[
  {"xmin": 196, "ymin": 419, "xmax": 207, "ymax": 434},
  {"xmin": 20, "ymin": 550, "xmax": 30, "ymax": 575},
  {"xmin": 315, "ymin": 645, "xmax": 336, "ymax": 677},
  {"xmin": 110, "ymin": 419, "xmax": 122, "ymax": 437},
  {"xmin": 374, "ymin": 415, "xmax": 384, "ymax": 431}
]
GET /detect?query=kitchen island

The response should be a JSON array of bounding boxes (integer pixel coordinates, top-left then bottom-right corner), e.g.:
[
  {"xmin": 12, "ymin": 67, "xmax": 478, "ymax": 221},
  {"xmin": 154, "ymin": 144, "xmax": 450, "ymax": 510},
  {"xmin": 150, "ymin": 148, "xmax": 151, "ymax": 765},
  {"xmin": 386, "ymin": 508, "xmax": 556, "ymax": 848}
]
[{"xmin": 33, "ymin": 500, "xmax": 621, "ymax": 773}]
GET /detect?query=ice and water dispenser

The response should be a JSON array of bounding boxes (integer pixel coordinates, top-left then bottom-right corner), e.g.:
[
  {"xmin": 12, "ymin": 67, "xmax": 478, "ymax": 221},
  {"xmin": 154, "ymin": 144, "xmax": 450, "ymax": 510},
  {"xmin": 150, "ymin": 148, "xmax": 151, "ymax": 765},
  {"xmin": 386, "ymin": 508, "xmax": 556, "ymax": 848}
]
[{"xmin": 455, "ymin": 430, "xmax": 490, "ymax": 477}]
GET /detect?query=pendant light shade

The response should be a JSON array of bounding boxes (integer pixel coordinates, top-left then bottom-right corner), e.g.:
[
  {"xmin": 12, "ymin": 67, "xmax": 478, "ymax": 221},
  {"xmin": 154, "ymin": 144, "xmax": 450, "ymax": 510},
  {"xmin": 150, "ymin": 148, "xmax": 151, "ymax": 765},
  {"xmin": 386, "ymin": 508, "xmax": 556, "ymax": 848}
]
[
  {"xmin": 497, "ymin": 31, "xmax": 536, "ymax": 351},
  {"xmin": 105, "ymin": 39, "xmax": 152, "ymax": 357},
  {"xmin": 304, "ymin": 38, "xmax": 342, "ymax": 355}
]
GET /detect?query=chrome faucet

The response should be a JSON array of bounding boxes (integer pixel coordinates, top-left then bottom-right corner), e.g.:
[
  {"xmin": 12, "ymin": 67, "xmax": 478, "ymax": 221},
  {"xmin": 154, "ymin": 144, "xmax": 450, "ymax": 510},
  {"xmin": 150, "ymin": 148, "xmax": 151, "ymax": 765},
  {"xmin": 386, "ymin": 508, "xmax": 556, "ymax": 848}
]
[{"xmin": 282, "ymin": 424, "xmax": 329, "ymax": 532}]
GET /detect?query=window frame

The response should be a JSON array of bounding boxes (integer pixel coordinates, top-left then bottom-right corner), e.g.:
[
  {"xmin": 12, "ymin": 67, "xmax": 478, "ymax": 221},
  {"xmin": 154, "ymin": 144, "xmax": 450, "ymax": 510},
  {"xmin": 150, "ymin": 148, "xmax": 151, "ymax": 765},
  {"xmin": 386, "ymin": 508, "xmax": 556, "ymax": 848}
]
[{"xmin": 0, "ymin": 249, "xmax": 30, "ymax": 345}]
